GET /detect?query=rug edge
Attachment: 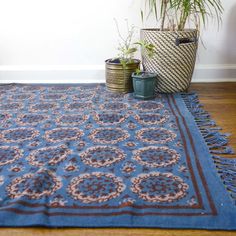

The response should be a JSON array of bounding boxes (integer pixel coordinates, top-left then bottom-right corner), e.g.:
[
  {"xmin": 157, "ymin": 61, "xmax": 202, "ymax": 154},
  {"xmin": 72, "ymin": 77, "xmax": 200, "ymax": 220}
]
[{"xmin": 181, "ymin": 92, "xmax": 236, "ymax": 205}]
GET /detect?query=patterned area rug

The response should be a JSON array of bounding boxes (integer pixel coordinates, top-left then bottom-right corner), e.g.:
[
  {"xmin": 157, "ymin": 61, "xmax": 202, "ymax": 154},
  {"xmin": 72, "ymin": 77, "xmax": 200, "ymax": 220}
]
[{"xmin": 0, "ymin": 83, "xmax": 235, "ymax": 229}]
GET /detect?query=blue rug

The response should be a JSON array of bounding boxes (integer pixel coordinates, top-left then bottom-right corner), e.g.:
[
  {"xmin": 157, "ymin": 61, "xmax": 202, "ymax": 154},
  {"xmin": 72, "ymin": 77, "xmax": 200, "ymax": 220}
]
[{"xmin": 0, "ymin": 83, "xmax": 235, "ymax": 229}]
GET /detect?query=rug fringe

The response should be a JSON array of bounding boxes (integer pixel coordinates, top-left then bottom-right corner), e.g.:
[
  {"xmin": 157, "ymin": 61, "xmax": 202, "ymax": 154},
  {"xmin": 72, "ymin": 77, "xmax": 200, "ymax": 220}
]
[{"xmin": 181, "ymin": 92, "xmax": 236, "ymax": 203}]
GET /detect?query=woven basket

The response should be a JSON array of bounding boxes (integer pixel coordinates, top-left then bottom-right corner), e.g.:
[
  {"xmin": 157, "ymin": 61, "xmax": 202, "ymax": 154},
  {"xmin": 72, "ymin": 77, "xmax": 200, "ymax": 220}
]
[
  {"xmin": 105, "ymin": 59, "xmax": 140, "ymax": 93},
  {"xmin": 141, "ymin": 29, "xmax": 198, "ymax": 93}
]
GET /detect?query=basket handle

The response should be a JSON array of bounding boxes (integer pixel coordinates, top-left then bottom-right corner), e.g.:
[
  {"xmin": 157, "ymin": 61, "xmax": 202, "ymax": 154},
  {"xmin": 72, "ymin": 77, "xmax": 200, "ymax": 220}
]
[{"xmin": 175, "ymin": 36, "xmax": 198, "ymax": 46}]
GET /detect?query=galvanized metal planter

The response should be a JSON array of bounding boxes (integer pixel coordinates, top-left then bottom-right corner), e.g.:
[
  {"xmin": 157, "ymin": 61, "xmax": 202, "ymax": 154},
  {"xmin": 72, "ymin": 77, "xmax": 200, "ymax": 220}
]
[
  {"xmin": 141, "ymin": 29, "xmax": 198, "ymax": 93},
  {"xmin": 105, "ymin": 59, "xmax": 140, "ymax": 93},
  {"xmin": 132, "ymin": 72, "xmax": 157, "ymax": 100}
]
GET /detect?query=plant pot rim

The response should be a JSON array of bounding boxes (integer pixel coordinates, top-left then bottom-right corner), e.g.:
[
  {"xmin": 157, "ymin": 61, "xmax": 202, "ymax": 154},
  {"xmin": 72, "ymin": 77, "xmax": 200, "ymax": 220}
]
[
  {"xmin": 105, "ymin": 58, "xmax": 140, "ymax": 65},
  {"xmin": 141, "ymin": 28, "xmax": 197, "ymax": 33},
  {"xmin": 132, "ymin": 72, "xmax": 157, "ymax": 79}
]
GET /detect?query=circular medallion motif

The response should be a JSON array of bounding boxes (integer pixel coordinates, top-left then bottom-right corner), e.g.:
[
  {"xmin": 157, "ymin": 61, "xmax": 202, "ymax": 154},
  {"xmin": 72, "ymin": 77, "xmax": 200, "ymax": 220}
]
[
  {"xmin": 100, "ymin": 102, "xmax": 128, "ymax": 111},
  {"xmin": 9, "ymin": 93, "xmax": 34, "ymax": 100},
  {"xmin": 72, "ymin": 92, "xmax": 95, "ymax": 100},
  {"xmin": 22, "ymin": 86, "xmax": 44, "ymax": 92},
  {"xmin": 0, "ymin": 85, "xmax": 16, "ymax": 92},
  {"xmin": 134, "ymin": 113, "xmax": 169, "ymax": 125},
  {"xmin": 30, "ymin": 103, "xmax": 58, "ymax": 112},
  {"xmin": 49, "ymin": 86, "xmax": 72, "ymax": 92},
  {"xmin": 0, "ymin": 128, "xmax": 40, "ymax": 142},
  {"xmin": 45, "ymin": 128, "xmax": 83, "ymax": 142},
  {"xmin": 0, "ymin": 146, "xmax": 23, "ymax": 166},
  {"xmin": 0, "ymin": 103, "xmax": 23, "ymax": 111},
  {"xmin": 41, "ymin": 93, "xmax": 67, "ymax": 100},
  {"xmin": 104, "ymin": 92, "xmax": 126, "ymax": 100},
  {"xmin": 134, "ymin": 101, "xmax": 164, "ymax": 112},
  {"xmin": 136, "ymin": 128, "xmax": 176, "ymax": 144},
  {"xmin": 68, "ymin": 172, "xmax": 125, "ymax": 203},
  {"xmin": 89, "ymin": 128, "xmax": 129, "ymax": 144},
  {"xmin": 0, "ymin": 113, "xmax": 11, "ymax": 124},
  {"xmin": 27, "ymin": 145, "xmax": 71, "ymax": 167},
  {"xmin": 131, "ymin": 172, "xmax": 188, "ymax": 203},
  {"xmin": 133, "ymin": 146, "xmax": 180, "ymax": 168},
  {"xmin": 17, "ymin": 114, "xmax": 49, "ymax": 126},
  {"xmin": 80, "ymin": 146, "xmax": 125, "ymax": 167},
  {"xmin": 78, "ymin": 84, "xmax": 99, "ymax": 92},
  {"xmin": 65, "ymin": 102, "xmax": 93, "ymax": 111},
  {"xmin": 56, "ymin": 114, "xmax": 89, "ymax": 126},
  {"xmin": 7, "ymin": 170, "xmax": 62, "ymax": 199},
  {"xmin": 93, "ymin": 112, "xmax": 128, "ymax": 125}
]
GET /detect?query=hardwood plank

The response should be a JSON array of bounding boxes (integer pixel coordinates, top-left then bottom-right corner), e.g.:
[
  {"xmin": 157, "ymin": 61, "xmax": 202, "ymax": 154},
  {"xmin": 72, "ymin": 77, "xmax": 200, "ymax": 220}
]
[
  {"xmin": 0, "ymin": 228, "xmax": 236, "ymax": 236},
  {"xmin": 0, "ymin": 82, "xmax": 236, "ymax": 236},
  {"xmin": 190, "ymin": 83, "xmax": 236, "ymax": 156}
]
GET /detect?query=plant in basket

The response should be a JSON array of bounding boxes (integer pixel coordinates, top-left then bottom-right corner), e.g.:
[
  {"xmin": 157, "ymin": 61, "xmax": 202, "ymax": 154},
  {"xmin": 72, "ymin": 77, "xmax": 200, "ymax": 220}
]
[
  {"xmin": 140, "ymin": 0, "xmax": 223, "ymax": 93},
  {"xmin": 105, "ymin": 19, "xmax": 154, "ymax": 93}
]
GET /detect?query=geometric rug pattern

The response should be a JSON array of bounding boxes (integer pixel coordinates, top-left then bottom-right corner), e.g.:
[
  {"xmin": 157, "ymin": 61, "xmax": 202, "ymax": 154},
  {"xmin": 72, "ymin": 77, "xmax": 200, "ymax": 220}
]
[{"xmin": 0, "ymin": 84, "xmax": 235, "ymax": 229}]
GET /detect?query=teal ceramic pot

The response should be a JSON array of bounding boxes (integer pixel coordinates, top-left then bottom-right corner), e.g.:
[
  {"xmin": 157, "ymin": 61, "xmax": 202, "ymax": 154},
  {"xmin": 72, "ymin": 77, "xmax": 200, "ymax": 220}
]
[{"xmin": 132, "ymin": 72, "xmax": 157, "ymax": 100}]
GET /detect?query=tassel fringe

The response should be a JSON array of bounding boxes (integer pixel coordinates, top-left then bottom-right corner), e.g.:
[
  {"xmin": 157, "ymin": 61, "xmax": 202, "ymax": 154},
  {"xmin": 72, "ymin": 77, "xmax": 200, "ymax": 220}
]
[{"xmin": 181, "ymin": 92, "xmax": 236, "ymax": 203}]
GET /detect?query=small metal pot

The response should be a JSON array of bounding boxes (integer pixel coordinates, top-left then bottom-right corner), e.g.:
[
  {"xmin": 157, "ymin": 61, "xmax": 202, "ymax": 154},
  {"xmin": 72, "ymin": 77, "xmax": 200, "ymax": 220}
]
[{"xmin": 105, "ymin": 59, "xmax": 140, "ymax": 93}]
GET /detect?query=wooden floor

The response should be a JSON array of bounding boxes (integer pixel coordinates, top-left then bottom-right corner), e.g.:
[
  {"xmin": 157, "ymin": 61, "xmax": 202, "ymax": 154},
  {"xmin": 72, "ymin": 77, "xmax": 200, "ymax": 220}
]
[{"xmin": 1, "ymin": 83, "xmax": 236, "ymax": 236}]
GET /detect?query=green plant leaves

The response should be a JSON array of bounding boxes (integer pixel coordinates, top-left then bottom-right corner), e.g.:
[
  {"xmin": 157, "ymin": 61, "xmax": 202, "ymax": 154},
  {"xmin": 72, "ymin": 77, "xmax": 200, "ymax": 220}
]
[
  {"xmin": 142, "ymin": 0, "xmax": 223, "ymax": 31},
  {"xmin": 114, "ymin": 19, "xmax": 155, "ymax": 69}
]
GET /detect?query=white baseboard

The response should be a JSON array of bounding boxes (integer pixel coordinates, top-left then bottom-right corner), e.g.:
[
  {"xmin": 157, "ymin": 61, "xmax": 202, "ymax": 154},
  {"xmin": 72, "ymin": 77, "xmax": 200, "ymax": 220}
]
[
  {"xmin": 192, "ymin": 64, "xmax": 236, "ymax": 83},
  {"xmin": 191, "ymin": 77, "xmax": 236, "ymax": 83},
  {"xmin": 0, "ymin": 65, "xmax": 106, "ymax": 84},
  {"xmin": 0, "ymin": 64, "xmax": 236, "ymax": 84}
]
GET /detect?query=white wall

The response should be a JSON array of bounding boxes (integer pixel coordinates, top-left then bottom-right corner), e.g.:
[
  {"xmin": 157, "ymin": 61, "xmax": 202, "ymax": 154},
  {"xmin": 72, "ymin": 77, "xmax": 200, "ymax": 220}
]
[{"xmin": 0, "ymin": 0, "xmax": 235, "ymax": 83}]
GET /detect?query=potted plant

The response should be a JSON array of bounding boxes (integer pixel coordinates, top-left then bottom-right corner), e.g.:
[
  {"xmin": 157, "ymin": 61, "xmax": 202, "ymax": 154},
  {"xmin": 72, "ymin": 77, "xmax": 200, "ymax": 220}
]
[
  {"xmin": 140, "ymin": 0, "xmax": 223, "ymax": 93},
  {"xmin": 131, "ymin": 41, "xmax": 157, "ymax": 100},
  {"xmin": 132, "ymin": 71, "xmax": 157, "ymax": 99},
  {"xmin": 105, "ymin": 20, "xmax": 154, "ymax": 93}
]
